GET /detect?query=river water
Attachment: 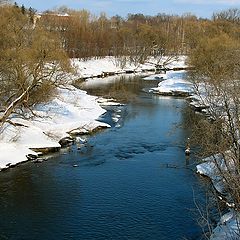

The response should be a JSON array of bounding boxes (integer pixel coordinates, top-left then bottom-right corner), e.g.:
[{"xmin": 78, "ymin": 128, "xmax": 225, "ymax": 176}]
[{"xmin": 0, "ymin": 74, "xmax": 207, "ymax": 240}]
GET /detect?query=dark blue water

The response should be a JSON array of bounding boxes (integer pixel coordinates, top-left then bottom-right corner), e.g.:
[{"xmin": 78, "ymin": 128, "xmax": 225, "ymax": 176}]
[{"xmin": 0, "ymin": 75, "xmax": 206, "ymax": 240}]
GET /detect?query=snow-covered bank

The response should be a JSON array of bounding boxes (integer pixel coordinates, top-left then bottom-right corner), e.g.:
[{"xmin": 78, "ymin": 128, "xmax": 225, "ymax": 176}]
[
  {"xmin": 1, "ymin": 54, "xmax": 236, "ymax": 238},
  {"xmin": 0, "ymin": 55, "xmax": 188, "ymax": 170},
  {"xmin": 197, "ymin": 154, "xmax": 240, "ymax": 239},
  {"xmin": 194, "ymin": 81, "xmax": 240, "ymax": 239},
  {"xmin": 196, "ymin": 154, "xmax": 229, "ymax": 195},
  {"xmin": 0, "ymin": 86, "xmax": 110, "ymax": 170},
  {"xmin": 72, "ymin": 55, "xmax": 188, "ymax": 79},
  {"xmin": 210, "ymin": 211, "xmax": 240, "ymax": 240},
  {"xmin": 74, "ymin": 56, "xmax": 240, "ymax": 240},
  {"xmin": 149, "ymin": 70, "xmax": 193, "ymax": 96}
]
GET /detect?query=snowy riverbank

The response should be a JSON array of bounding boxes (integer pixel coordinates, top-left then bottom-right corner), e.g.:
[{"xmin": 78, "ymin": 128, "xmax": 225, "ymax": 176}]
[
  {"xmin": 72, "ymin": 55, "xmax": 188, "ymax": 79},
  {"xmin": 0, "ymin": 55, "xmax": 235, "ymax": 239},
  {"xmin": 197, "ymin": 155, "xmax": 240, "ymax": 240},
  {"xmin": 148, "ymin": 70, "xmax": 193, "ymax": 97},
  {"xmin": 0, "ymin": 55, "xmax": 187, "ymax": 170},
  {"xmin": 145, "ymin": 62, "xmax": 240, "ymax": 239},
  {"xmin": 0, "ymin": 86, "xmax": 109, "ymax": 170}
]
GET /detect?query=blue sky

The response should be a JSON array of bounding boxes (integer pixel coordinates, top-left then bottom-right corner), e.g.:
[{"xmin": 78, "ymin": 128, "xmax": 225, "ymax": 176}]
[{"xmin": 17, "ymin": 0, "xmax": 240, "ymax": 18}]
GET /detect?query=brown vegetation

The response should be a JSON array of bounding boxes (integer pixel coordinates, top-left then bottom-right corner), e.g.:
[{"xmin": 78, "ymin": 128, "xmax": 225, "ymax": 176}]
[
  {"xmin": 0, "ymin": 2, "xmax": 72, "ymax": 125},
  {"xmin": 39, "ymin": 9, "xmax": 202, "ymax": 60},
  {"xmin": 188, "ymin": 8, "xmax": 240, "ymax": 237}
]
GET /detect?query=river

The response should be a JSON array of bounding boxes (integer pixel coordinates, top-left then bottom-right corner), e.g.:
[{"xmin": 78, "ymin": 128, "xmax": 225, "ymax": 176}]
[{"xmin": 0, "ymin": 73, "xmax": 207, "ymax": 240}]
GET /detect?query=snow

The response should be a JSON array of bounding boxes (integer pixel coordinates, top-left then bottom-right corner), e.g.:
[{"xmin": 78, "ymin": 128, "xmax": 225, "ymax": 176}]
[
  {"xmin": 72, "ymin": 55, "xmax": 188, "ymax": 79},
  {"xmin": 143, "ymin": 73, "xmax": 167, "ymax": 81},
  {"xmin": 164, "ymin": 55, "xmax": 188, "ymax": 69},
  {"xmin": 0, "ymin": 54, "xmax": 237, "ymax": 238},
  {"xmin": 73, "ymin": 57, "xmax": 121, "ymax": 78},
  {"xmin": 210, "ymin": 211, "xmax": 240, "ymax": 240},
  {"xmin": 194, "ymin": 78, "xmax": 240, "ymax": 239},
  {"xmin": 0, "ymin": 143, "xmax": 36, "ymax": 169},
  {"xmin": 150, "ymin": 70, "xmax": 193, "ymax": 95},
  {"xmin": 0, "ymin": 85, "xmax": 110, "ymax": 170},
  {"xmin": 188, "ymin": 83, "xmax": 214, "ymax": 112},
  {"xmin": 0, "ymin": 55, "xmax": 188, "ymax": 170},
  {"xmin": 196, "ymin": 153, "xmax": 240, "ymax": 239},
  {"xmin": 32, "ymin": 86, "xmax": 109, "ymax": 140},
  {"xmin": 196, "ymin": 154, "xmax": 227, "ymax": 194}
]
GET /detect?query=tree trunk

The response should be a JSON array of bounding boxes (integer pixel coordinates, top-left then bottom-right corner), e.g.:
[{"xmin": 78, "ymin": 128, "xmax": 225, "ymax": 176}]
[{"xmin": 0, "ymin": 86, "xmax": 30, "ymax": 125}]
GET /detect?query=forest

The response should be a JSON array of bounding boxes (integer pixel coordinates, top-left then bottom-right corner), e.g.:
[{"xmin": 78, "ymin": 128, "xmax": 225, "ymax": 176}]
[{"xmin": 40, "ymin": 7, "xmax": 239, "ymax": 60}]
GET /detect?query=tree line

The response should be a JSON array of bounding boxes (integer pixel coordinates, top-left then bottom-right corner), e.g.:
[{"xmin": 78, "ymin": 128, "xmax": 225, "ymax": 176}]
[
  {"xmin": 4, "ymin": 2, "xmax": 239, "ymax": 62},
  {"xmin": 40, "ymin": 9, "xmax": 200, "ymax": 59}
]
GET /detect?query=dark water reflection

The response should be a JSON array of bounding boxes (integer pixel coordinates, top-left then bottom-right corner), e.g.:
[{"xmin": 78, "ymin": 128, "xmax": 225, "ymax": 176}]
[
  {"xmin": 0, "ymin": 74, "xmax": 207, "ymax": 240},
  {"xmin": 80, "ymin": 75, "xmax": 158, "ymax": 103}
]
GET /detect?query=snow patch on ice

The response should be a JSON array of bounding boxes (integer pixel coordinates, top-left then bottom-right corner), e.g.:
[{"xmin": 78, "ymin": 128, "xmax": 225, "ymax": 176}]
[{"xmin": 150, "ymin": 70, "xmax": 193, "ymax": 95}]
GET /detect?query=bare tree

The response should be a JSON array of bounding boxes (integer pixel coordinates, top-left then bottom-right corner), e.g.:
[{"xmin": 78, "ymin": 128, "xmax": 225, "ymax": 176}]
[{"xmin": 188, "ymin": 20, "xmax": 240, "ymax": 238}]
